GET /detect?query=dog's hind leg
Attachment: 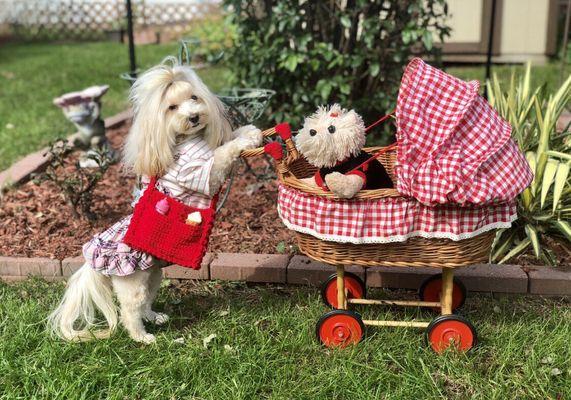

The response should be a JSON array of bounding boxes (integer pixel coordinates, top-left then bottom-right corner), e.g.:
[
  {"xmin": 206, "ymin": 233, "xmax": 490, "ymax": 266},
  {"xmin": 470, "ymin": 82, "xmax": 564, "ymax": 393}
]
[
  {"xmin": 143, "ymin": 266, "xmax": 169, "ymax": 326},
  {"xmin": 111, "ymin": 269, "xmax": 156, "ymax": 344}
]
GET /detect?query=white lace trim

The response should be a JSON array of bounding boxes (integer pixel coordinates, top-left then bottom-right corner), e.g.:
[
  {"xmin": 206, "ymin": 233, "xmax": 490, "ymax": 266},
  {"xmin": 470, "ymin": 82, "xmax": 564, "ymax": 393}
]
[{"xmin": 277, "ymin": 205, "xmax": 516, "ymax": 244}]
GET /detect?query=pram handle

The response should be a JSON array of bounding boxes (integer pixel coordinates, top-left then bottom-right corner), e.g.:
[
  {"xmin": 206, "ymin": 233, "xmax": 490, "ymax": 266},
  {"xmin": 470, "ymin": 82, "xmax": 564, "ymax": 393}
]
[{"xmin": 239, "ymin": 124, "xmax": 298, "ymax": 159}]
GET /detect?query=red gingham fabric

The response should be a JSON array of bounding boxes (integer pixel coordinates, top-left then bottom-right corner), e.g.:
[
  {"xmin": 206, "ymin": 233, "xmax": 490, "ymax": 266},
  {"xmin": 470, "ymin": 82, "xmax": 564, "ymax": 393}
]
[
  {"xmin": 395, "ymin": 58, "xmax": 533, "ymax": 206},
  {"xmin": 277, "ymin": 185, "xmax": 516, "ymax": 244}
]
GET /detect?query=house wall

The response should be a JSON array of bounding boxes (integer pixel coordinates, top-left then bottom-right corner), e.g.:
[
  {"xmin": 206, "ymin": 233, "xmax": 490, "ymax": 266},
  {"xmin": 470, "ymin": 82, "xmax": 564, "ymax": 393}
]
[
  {"xmin": 442, "ymin": 0, "xmax": 558, "ymax": 63},
  {"xmin": 500, "ymin": 0, "xmax": 553, "ymax": 61}
]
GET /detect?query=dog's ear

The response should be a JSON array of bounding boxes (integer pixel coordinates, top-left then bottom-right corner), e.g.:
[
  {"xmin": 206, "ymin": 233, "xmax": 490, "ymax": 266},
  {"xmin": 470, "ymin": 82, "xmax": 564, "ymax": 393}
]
[
  {"xmin": 203, "ymin": 93, "xmax": 233, "ymax": 148},
  {"xmin": 123, "ymin": 64, "xmax": 176, "ymax": 176},
  {"xmin": 345, "ymin": 109, "xmax": 365, "ymax": 131}
]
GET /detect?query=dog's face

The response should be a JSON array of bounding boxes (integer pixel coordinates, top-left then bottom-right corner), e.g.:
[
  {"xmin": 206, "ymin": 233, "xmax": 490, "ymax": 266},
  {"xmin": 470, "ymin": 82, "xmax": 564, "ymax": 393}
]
[
  {"xmin": 296, "ymin": 104, "xmax": 366, "ymax": 168},
  {"xmin": 123, "ymin": 58, "xmax": 232, "ymax": 177},
  {"xmin": 164, "ymin": 80, "xmax": 209, "ymax": 139}
]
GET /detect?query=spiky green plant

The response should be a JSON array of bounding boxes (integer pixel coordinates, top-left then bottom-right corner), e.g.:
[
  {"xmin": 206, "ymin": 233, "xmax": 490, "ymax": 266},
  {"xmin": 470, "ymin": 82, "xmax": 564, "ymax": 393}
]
[{"xmin": 487, "ymin": 64, "xmax": 571, "ymax": 265}]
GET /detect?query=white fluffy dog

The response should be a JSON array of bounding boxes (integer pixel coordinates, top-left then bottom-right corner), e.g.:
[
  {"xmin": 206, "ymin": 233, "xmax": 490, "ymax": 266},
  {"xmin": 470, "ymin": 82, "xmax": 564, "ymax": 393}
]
[{"xmin": 48, "ymin": 58, "xmax": 262, "ymax": 343}]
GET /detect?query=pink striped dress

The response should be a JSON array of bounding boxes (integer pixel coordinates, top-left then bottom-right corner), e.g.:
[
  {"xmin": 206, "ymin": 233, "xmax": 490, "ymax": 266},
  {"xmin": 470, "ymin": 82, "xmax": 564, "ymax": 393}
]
[{"xmin": 83, "ymin": 136, "xmax": 215, "ymax": 276}]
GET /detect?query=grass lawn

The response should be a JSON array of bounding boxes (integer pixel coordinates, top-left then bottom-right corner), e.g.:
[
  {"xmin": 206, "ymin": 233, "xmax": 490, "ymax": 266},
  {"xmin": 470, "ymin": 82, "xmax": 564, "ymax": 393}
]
[
  {"xmin": 0, "ymin": 41, "xmax": 230, "ymax": 171},
  {"xmin": 448, "ymin": 63, "xmax": 571, "ymax": 95},
  {"xmin": 0, "ymin": 278, "xmax": 569, "ymax": 399}
]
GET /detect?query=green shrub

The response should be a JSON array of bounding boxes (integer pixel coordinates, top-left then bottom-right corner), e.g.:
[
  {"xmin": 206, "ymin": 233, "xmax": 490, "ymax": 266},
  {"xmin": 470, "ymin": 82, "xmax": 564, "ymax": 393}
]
[
  {"xmin": 487, "ymin": 64, "xmax": 571, "ymax": 265},
  {"xmin": 223, "ymin": 0, "xmax": 450, "ymax": 142},
  {"xmin": 182, "ymin": 12, "xmax": 237, "ymax": 64}
]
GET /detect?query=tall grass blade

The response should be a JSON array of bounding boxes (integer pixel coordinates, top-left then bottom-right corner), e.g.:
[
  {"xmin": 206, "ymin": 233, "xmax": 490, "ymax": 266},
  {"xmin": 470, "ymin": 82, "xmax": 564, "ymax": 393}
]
[
  {"xmin": 540, "ymin": 159, "xmax": 559, "ymax": 208},
  {"xmin": 552, "ymin": 162, "xmax": 570, "ymax": 213},
  {"xmin": 524, "ymin": 224, "xmax": 541, "ymax": 258},
  {"xmin": 498, "ymin": 238, "xmax": 530, "ymax": 264}
]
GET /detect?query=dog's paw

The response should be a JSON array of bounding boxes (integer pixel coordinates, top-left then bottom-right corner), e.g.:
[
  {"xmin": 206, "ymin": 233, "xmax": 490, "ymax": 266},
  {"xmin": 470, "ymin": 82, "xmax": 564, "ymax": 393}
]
[
  {"xmin": 325, "ymin": 172, "xmax": 363, "ymax": 198},
  {"xmin": 235, "ymin": 125, "xmax": 263, "ymax": 147},
  {"xmin": 145, "ymin": 311, "xmax": 169, "ymax": 326},
  {"xmin": 133, "ymin": 333, "xmax": 156, "ymax": 344}
]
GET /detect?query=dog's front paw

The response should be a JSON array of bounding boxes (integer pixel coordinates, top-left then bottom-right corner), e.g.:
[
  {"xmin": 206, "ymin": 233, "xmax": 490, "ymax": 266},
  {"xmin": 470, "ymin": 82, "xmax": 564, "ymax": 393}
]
[
  {"xmin": 235, "ymin": 125, "xmax": 263, "ymax": 148},
  {"xmin": 324, "ymin": 172, "xmax": 364, "ymax": 198}
]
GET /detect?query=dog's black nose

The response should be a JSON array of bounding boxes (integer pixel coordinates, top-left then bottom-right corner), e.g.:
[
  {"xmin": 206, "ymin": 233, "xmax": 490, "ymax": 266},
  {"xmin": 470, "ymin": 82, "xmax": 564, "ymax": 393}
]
[{"xmin": 189, "ymin": 115, "xmax": 200, "ymax": 124}]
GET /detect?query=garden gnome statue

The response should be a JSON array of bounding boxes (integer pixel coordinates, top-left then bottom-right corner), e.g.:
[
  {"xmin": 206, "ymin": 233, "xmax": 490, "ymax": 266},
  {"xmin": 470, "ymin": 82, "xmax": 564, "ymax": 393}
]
[{"xmin": 53, "ymin": 85, "xmax": 117, "ymax": 167}]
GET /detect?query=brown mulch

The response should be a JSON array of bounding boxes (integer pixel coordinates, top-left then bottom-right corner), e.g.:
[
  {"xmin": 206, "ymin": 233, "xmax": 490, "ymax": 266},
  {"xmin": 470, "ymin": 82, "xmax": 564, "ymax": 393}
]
[{"xmin": 0, "ymin": 124, "xmax": 296, "ymax": 259}]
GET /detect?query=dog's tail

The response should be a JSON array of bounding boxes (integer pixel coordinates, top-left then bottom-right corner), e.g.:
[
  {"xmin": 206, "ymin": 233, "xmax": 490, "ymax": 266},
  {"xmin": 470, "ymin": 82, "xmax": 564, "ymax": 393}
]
[{"xmin": 48, "ymin": 263, "xmax": 118, "ymax": 341}]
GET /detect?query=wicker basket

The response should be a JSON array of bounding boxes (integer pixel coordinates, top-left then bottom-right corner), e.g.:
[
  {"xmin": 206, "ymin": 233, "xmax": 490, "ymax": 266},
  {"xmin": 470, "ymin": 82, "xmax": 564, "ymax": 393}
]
[{"xmin": 242, "ymin": 128, "xmax": 496, "ymax": 268}]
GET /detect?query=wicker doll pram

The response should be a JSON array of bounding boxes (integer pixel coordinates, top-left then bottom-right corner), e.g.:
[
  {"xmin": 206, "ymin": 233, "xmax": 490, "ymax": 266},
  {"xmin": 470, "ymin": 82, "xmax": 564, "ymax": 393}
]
[
  {"xmin": 239, "ymin": 58, "xmax": 531, "ymax": 353},
  {"xmin": 241, "ymin": 128, "xmax": 495, "ymax": 353}
]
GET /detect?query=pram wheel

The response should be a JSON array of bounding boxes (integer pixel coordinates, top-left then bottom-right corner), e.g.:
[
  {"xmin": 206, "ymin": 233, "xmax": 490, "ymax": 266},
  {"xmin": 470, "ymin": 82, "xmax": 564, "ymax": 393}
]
[
  {"xmin": 419, "ymin": 273, "xmax": 467, "ymax": 312},
  {"xmin": 316, "ymin": 309, "xmax": 365, "ymax": 348},
  {"xmin": 425, "ymin": 314, "xmax": 477, "ymax": 353},
  {"xmin": 321, "ymin": 272, "xmax": 365, "ymax": 309}
]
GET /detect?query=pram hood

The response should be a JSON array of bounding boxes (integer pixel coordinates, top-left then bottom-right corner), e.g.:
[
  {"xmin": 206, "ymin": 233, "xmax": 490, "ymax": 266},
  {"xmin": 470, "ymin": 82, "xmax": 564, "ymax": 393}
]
[{"xmin": 395, "ymin": 58, "xmax": 533, "ymax": 206}]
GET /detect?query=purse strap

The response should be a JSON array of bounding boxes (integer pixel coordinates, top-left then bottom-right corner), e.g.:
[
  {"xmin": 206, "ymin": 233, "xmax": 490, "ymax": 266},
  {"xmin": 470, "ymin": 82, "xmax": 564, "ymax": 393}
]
[{"xmin": 148, "ymin": 176, "xmax": 219, "ymax": 210}]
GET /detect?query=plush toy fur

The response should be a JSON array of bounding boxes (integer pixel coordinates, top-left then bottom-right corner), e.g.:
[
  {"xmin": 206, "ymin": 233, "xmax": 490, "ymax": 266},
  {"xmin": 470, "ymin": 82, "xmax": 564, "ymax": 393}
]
[
  {"xmin": 48, "ymin": 58, "xmax": 262, "ymax": 343},
  {"xmin": 296, "ymin": 104, "xmax": 392, "ymax": 198}
]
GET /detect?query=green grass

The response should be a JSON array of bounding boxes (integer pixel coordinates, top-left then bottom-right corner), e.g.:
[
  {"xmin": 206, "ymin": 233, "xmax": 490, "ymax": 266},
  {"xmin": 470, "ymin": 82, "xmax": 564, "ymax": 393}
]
[
  {"xmin": 448, "ymin": 62, "xmax": 571, "ymax": 95},
  {"xmin": 0, "ymin": 41, "xmax": 230, "ymax": 171},
  {"xmin": 0, "ymin": 278, "xmax": 569, "ymax": 399}
]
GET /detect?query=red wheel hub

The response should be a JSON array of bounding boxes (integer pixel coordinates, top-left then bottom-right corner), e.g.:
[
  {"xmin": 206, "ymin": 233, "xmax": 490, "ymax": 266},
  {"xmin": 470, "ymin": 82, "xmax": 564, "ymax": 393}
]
[
  {"xmin": 318, "ymin": 314, "xmax": 363, "ymax": 347},
  {"xmin": 324, "ymin": 276, "xmax": 364, "ymax": 309},
  {"xmin": 421, "ymin": 278, "xmax": 464, "ymax": 311},
  {"xmin": 428, "ymin": 319, "xmax": 474, "ymax": 353}
]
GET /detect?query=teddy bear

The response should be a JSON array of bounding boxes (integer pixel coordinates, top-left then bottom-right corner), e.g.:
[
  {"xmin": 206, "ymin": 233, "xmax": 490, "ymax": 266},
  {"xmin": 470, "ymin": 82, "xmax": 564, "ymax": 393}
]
[{"xmin": 295, "ymin": 104, "xmax": 393, "ymax": 198}]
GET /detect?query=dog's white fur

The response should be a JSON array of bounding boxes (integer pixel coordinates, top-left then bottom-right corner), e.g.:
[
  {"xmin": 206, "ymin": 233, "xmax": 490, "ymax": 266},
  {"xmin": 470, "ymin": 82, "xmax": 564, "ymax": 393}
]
[
  {"xmin": 296, "ymin": 104, "xmax": 366, "ymax": 198},
  {"xmin": 48, "ymin": 58, "xmax": 262, "ymax": 343}
]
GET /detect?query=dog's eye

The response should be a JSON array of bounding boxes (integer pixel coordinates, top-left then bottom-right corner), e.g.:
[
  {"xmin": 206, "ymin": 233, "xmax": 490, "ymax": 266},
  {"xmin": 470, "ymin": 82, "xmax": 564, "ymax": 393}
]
[
  {"xmin": 328, "ymin": 125, "xmax": 336, "ymax": 133},
  {"xmin": 191, "ymin": 95, "xmax": 198, "ymax": 101},
  {"xmin": 168, "ymin": 104, "xmax": 178, "ymax": 111},
  {"xmin": 309, "ymin": 129, "xmax": 317, "ymax": 136}
]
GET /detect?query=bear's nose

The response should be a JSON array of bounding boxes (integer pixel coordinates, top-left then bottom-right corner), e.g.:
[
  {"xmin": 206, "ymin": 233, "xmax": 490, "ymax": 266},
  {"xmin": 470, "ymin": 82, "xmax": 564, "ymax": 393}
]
[{"xmin": 189, "ymin": 115, "xmax": 200, "ymax": 124}]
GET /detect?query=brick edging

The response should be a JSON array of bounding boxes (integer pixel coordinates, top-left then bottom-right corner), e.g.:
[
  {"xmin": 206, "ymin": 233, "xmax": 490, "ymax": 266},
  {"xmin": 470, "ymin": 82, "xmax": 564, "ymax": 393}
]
[
  {"xmin": 1, "ymin": 253, "xmax": 569, "ymax": 296},
  {"xmin": 0, "ymin": 109, "xmax": 133, "ymax": 190}
]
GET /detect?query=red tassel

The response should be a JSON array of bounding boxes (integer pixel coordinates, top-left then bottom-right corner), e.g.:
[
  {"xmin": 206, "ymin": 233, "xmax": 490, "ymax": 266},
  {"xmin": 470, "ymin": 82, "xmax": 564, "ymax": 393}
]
[
  {"xmin": 264, "ymin": 142, "xmax": 283, "ymax": 160},
  {"xmin": 275, "ymin": 122, "xmax": 292, "ymax": 140}
]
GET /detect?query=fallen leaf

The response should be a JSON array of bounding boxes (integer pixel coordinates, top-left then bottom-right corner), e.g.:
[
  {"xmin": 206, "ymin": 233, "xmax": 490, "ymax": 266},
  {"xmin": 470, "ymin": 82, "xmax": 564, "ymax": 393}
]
[
  {"xmin": 551, "ymin": 368, "xmax": 562, "ymax": 376},
  {"xmin": 541, "ymin": 356, "xmax": 554, "ymax": 364},
  {"xmin": 223, "ymin": 344, "xmax": 234, "ymax": 352},
  {"xmin": 218, "ymin": 310, "xmax": 230, "ymax": 317},
  {"xmin": 173, "ymin": 337, "xmax": 185, "ymax": 344},
  {"xmin": 202, "ymin": 333, "xmax": 217, "ymax": 349}
]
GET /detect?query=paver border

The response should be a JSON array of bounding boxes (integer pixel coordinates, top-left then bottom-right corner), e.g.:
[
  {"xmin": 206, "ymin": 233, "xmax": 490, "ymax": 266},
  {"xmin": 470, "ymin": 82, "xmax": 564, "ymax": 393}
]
[{"xmin": 0, "ymin": 253, "xmax": 569, "ymax": 295}]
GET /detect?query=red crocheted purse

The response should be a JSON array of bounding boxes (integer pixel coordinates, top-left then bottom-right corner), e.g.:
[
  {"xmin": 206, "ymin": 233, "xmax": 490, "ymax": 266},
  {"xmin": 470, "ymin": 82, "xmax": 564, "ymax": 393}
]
[{"xmin": 123, "ymin": 177, "xmax": 218, "ymax": 269}]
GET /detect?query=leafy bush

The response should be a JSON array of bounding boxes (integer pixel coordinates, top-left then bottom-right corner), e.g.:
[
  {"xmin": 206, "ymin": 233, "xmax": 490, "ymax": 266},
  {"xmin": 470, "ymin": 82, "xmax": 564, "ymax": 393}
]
[
  {"xmin": 223, "ymin": 0, "xmax": 450, "ymax": 142},
  {"xmin": 34, "ymin": 140, "xmax": 114, "ymax": 221},
  {"xmin": 182, "ymin": 12, "xmax": 237, "ymax": 64},
  {"xmin": 487, "ymin": 65, "xmax": 571, "ymax": 265}
]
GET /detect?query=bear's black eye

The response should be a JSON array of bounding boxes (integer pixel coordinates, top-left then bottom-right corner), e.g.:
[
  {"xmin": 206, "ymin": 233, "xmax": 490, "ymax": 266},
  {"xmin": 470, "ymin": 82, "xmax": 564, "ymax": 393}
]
[
  {"xmin": 309, "ymin": 129, "xmax": 317, "ymax": 136},
  {"xmin": 328, "ymin": 125, "xmax": 336, "ymax": 133}
]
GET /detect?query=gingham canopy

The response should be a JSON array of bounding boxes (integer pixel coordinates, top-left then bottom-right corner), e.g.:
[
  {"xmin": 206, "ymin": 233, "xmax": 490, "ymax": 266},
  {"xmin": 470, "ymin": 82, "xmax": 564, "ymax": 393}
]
[{"xmin": 394, "ymin": 58, "xmax": 533, "ymax": 206}]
